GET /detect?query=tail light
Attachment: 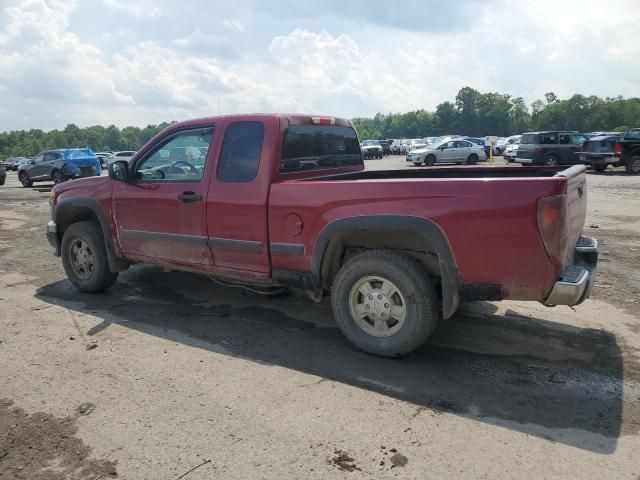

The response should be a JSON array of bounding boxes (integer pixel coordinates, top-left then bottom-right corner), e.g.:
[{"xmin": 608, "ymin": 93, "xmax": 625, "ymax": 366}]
[
  {"xmin": 614, "ymin": 143, "xmax": 623, "ymax": 154},
  {"xmin": 537, "ymin": 195, "xmax": 568, "ymax": 266}
]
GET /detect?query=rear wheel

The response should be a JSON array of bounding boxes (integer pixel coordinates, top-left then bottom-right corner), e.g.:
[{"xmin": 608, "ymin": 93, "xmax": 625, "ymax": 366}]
[
  {"xmin": 626, "ymin": 155, "xmax": 640, "ymax": 175},
  {"xmin": 545, "ymin": 155, "xmax": 559, "ymax": 167},
  {"xmin": 593, "ymin": 164, "xmax": 607, "ymax": 172},
  {"xmin": 18, "ymin": 171, "xmax": 32, "ymax": 187},
  {"xmin": 52, "ymin": 170, "xmax": 64, "ymax": 184},
  {"xmin": 61, "ymin": 221, "xmax": 118, "ymax": 292},
  {"xmin": 466, "ymin": 153, "xmax": 478, "ymax": 165},
  {"xmin": 331, "ymin": 250, "xmax": 439, "ymax": 357}
]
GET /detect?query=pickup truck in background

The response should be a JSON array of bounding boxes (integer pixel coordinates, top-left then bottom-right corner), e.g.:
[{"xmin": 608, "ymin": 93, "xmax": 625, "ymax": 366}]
[
  {"xmin": 46, "ymin": 114, "xmax": 598, "ymax": 357},
  {"xmin": 580, "ymin": 128, "xmax": 640, "ymax": 174}
]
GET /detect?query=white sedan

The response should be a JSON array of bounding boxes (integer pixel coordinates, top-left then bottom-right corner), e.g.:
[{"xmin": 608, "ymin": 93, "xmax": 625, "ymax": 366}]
[{"xmin": 406, "ymin": 139, "xmax": 487, "ymax": 166}]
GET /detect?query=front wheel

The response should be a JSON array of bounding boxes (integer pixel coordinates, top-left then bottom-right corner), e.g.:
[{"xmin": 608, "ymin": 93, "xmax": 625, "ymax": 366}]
[
  {"xmin": 331, "ymin": 250, "xmax": 439, "ymax": 357},
  {"xmin": 18, "ymin": 171, "xmax": 32, "ymax": 187},
  {"xmin": 425, "ymin": 154, "xmax": 436, "ymax": 166},
  {"xmin": 626, "ymin": 155, "xmax": 640, "ymax": 175},
  {"xmin": 61, "ymin": 221, "xmax": 118, "ymax": 292}
]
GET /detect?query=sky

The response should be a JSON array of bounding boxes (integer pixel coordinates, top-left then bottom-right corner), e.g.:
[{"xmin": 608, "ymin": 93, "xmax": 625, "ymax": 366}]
[{"xmin": 0, "ymin": 0, "xmax": 639, "ymax": 131}]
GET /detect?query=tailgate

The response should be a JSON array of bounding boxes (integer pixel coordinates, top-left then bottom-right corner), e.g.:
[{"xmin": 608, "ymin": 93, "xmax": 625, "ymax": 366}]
[{"xmin": 555, "ymin": 165, "xmax": 587, "ymax": 251}]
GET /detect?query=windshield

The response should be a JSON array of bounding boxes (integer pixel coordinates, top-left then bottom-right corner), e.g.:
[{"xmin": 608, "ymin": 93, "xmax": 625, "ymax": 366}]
[{"xmin": 361, "ymin": 140, "xmax": 380, "ymax": 146}]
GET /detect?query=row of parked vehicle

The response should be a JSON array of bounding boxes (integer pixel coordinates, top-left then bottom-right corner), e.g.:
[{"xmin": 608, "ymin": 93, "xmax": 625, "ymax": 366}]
[
  {"xmin": 497, "ymin": 129, "xmax": 640, "ymax": 174},
  {"xmin": 0, "ymin": 149, "xmax": 138, "ymax": 187}
]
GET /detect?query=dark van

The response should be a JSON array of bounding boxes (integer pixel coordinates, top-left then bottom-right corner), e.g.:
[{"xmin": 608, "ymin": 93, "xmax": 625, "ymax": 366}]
[{"xmin": 516, "ymin": 131, "xmax": 587, "ymax": 166}]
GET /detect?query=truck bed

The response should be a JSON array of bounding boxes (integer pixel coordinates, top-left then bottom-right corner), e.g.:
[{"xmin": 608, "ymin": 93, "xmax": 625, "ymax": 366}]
[{"xmin": 303, "ymin": 166, "xmax": 567, "ymax": 181}]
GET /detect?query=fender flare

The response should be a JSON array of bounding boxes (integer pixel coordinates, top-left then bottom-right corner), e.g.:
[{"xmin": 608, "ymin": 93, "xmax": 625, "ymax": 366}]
[
  {"xmin": 311, "ymin": 215, "xmax": 461, "ymax": 318},
  {"xmin": 54, "ymin": 197, "xmax": 129, "ymax": 272}
]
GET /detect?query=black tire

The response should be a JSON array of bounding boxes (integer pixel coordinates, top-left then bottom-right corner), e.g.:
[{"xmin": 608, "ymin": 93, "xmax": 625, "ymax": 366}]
[
  {"xmin": 593, "ymin": 164, "xmax": 607, "ymax": 172},
  {"xmin": 495, "ymin": 148, "xmax": 502, "ymax": 155},
  {"xmin": 425, "ymin": 154, "xmax": 436, "ymax": 166},
  {"xmin": 18, "ymin": 171, "xmax": 32, "ymax": 187},
  {"xmin": 52, "ymin": 170, "xmax": 65, "ymax": 184},
  {"xmin": 331, "ymin": 250, "xmax": 439, "ymax": 357},
  {"xmin": 0, "ymin": 176, "xmax": 5, "ymax": 186},
  {"xmin": 466, "ymin": 154, "xmax": 478, "ymax": 165},
  {"xmin": 61, "ymin": 221, "xmax": 118, "ymax": 292},
  {"xmin": 544, "ymin": 155, "xmax": 559, "ymax": 167},
  {"xmin": 625, "ymin": 155, "xmax": 640, "ymax": 175}
]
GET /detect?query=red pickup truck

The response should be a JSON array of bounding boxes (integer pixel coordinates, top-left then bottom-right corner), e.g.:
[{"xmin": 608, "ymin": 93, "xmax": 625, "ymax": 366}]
[{"xmin": 46, "ymin": 114, "xmax": 598, "ymax": 357}]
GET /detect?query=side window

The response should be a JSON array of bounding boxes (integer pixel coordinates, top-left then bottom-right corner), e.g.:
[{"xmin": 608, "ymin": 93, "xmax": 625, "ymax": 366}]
[
  {"xmin": 571, "ymin": 135, "xmax": 586, "ymax": 145},
  {"xmin": 445, "ymin": 141, "xmax": 456, "ymax": 149},
  {"xmin": 135, "ymin": 127, "xmax": 213, "ymax": 182},
  {"xmin": 540, "ymin": 133, "xmax": 558, "ymax": 144},
  {"xmin": 559, "ymin": 134, "xmax": 571, "ymax": 145},
  {"xmin": 217, "ymin": 122, "xmax": 264, "ymax": 183},
  {"xmin": 33, "ymin": 153, "xmax": 44, "ymax": 164}
]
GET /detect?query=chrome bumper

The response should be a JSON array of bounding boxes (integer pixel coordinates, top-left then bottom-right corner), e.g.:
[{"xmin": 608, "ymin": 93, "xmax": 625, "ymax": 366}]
[
  {"xmin": 46, "ymin": 220, "xmax": 61, "ymax": 256},
  {"xmin": 543, "ymin": 236, "xmax": 598, "ymax": 306}
]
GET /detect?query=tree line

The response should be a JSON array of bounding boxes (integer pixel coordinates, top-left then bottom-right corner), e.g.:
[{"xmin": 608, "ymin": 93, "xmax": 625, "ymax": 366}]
[
  {"xmin": 352, "ymin": 87, "xmax": 640, "ymax": 140},
  {"xmin": 0, "ymin": 122, "xmax": 174, "ymax": 159},
  {"xmin": 1, "ymin": 87, "xmax": 639, "ymax": 159}
]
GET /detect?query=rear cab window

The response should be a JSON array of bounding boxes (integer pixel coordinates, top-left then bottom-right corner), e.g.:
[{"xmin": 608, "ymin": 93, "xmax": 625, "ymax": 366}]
[{"xmin": 280, "ymin": 125, "xmax": 361, "ymax": 174}]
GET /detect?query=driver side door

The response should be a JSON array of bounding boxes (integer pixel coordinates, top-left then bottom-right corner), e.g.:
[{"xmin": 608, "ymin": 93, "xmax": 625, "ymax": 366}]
[
  {"xmin": 438, "ymin": 141, "xmax": 457, "ymax": 162},
  {"xmin": 112, "ymin": 125, "xmax": 216, "ymax": 267}
]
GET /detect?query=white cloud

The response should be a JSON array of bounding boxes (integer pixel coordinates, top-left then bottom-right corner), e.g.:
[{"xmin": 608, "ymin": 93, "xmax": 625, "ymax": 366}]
[
  {"xmin": 223, "ymin": 19, "xmax": 245, "ymax": 33},
  {"xmin": 0, "ymin": 0, "xmax": 639, "ymax": 130},
  {"xmin": 102, "ymin": 0, "xmax": 164, "ymax": 18}
]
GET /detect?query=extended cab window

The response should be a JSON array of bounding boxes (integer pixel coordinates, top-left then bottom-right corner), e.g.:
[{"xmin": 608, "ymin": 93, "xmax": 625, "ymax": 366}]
[
  {"xmin": 280, "ymin": 125, "xmax": 360, "ymax": 173},
  {"xmin": 135, "ymin": 127, "xmax": 212, "ymax": 182},
  {"xmin": 217, "ymin": 122, "xmax": 264, "ymax": 183}
]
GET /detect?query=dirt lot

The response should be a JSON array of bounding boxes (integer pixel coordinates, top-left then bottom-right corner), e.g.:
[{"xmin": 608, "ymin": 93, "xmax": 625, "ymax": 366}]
[{"xmin": 1, "ymin": 158, "xmax": 639, "ymax": 479}]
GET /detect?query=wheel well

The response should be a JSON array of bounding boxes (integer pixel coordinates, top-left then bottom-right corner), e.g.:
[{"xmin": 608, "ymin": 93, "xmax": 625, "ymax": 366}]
[
  {"xmin": 320, "ymin": 228, "xmax": 442, "ymax": 290},
  {"xmin": 57, "ymin": 207, "xmax": 100, "ymax": 238}
]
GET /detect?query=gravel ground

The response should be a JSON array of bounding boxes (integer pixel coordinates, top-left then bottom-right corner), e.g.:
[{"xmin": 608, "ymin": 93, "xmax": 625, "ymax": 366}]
[{"xmin": 1, "ymin": 158, "xmax": 639, "ymax": 479}]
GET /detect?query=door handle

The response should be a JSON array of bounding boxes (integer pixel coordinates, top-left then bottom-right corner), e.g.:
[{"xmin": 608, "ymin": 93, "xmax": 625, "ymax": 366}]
[{"xmin": 177, "ymin": 191, "xmax": 203, "ymax": 204}]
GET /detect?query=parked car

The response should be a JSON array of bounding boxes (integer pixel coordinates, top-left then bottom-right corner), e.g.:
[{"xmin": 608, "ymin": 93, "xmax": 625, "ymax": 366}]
[
  {"xmin": 503, "ymin": 139, "xmax": 520, "ymax": 162},
  {"xmin": 516, "ymin": 131, "xmax": 587, "ymax": 166},
  {"xmin": 422, "ymin": 137, "xmax": 438, "ymax": 145},
  {"xmin": 578, "ymin": 134, "xmax": 624, "ymax": 172},
  {"xmin": 390, "ymin": 139, "xmax": 403, "ymax": 155},
  {"xmin": 18, "ymin": 148, "xmax": 101, "ymax": 187},
  {"xmin": 0, "ymin": 163, "xmax": 5, "ymax": 186},
  {"xmin": 360, "ymin": 140, "xmax": 383, "ymax": 159},
  {"xmin": 46, "ymin": 113, "xmax": 598, "ymax": 357},
  {"xmin": 464, "ymin": 137, "xmax": 491, "ymax": 157},
  {"xmin": 495, "ymin": 135, "xmax": 520, "ymax": 155},
  {"xmin": 380, "ymin": 140, "xmax": 392, "ymax": 156},
  {"xmin": 612, "ymin": 128, "xmax": 640, "ymax": 174},
  {"xmin": 107, "ymin": 151, "xmax": 137, "ymax": 164},
  {"xmin": 406, "ymin": 139, "xmax": 487, "ymax": 166},
  {"xmin": 95, "ymin": 151, "xmax": 112, "ymax": 169},
  {"xmin": 407, "ymin": 139, "xmax": 427, "ymax": 152},
  {"xmin": 4, "ymin": 156, "xmax": 32, "ymax": 171}
]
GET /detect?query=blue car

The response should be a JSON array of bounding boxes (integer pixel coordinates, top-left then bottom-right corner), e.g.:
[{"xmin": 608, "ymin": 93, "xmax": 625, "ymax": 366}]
[
  {"xmin": 17, "ymin": 148, "xmax": 101, "ymax": 187},
  {"xmin": 464, "ymin": 137, "xmax": 491, "ymax": 157}
]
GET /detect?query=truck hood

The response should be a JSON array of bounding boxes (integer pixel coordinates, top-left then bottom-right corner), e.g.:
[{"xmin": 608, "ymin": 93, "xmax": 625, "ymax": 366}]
[{"xmin": 53, "ymin": 175, "xmax": 111, "ymax": 195}]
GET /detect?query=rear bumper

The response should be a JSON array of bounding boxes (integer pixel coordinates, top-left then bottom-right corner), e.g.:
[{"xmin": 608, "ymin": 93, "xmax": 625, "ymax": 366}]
[
  {"xmin": 542, "ymin": 236, "xmax": 598, "ymax": 306},
  {"xmin": 579, "ymin": 153, "xmax": 617, "ymax": 165}
]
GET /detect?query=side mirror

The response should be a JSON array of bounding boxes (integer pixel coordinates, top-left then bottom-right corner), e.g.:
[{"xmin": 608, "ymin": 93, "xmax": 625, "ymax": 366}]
[{"xmin": 108, "ymin": 160, "xmax": 130, "ymax": 182}]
